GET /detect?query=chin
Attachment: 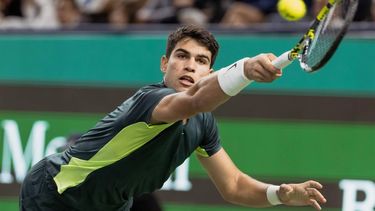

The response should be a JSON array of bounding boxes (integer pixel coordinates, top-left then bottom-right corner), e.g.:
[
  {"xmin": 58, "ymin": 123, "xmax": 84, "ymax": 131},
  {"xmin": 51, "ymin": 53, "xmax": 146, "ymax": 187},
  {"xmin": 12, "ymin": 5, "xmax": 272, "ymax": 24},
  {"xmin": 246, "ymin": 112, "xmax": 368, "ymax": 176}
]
[
  {"xmin": 170, "ymin": 81, "xmax": 192, "ymax": 92},
  {"xmin": 175, "ymin": 85, "xmax": 190, "ymax": 92},
  {"xmin": 175, "ymin": 87, "xmax": 187, "ymax": 92}
]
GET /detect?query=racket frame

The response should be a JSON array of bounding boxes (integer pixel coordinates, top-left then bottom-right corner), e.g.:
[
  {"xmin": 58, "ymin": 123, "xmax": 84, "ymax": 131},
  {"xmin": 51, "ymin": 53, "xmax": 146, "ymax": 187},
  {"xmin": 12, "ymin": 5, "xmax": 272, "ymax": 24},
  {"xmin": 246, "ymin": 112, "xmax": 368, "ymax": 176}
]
[{"xmin": 272, "ymin": 0, "xmax": 357, "ymax": 72}]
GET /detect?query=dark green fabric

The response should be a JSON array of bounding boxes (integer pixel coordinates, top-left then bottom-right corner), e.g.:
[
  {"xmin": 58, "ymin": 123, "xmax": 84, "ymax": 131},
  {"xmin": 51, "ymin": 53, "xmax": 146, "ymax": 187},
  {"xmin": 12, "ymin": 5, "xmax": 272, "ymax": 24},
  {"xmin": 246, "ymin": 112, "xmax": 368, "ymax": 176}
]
[{"xmin": 33, "ymin": 82, "xmax": 221, "ymax": 210}]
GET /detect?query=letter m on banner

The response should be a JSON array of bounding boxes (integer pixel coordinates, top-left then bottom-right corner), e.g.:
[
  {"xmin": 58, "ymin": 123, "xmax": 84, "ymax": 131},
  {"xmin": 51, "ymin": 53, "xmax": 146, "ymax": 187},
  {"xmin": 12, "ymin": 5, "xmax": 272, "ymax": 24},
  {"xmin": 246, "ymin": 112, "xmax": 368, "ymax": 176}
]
[{"xmin": 0, "ymin": 120, "xmax": 48, "ymax": 183}]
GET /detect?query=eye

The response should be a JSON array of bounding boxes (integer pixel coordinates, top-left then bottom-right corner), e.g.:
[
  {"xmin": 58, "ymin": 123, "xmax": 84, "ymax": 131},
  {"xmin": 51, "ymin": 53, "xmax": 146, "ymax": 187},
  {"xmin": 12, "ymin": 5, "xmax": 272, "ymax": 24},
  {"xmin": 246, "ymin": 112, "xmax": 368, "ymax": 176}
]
[
  {"xmin": 177, "ymin": 53, "xmax": 187, "ymax": 59},
  {"xmin": 197, "ymin": 58, "xmax": 208, "ymax": 65}
]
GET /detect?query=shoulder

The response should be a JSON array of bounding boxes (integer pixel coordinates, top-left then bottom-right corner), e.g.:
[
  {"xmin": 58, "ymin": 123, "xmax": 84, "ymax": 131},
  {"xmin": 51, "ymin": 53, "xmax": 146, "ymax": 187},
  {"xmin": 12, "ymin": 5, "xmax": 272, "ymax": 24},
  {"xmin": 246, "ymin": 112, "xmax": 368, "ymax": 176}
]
[
  {"xmin": 121, "ymin": 83, "xmax": 177, "ymax": 123},
  {"xmin": 126, "ymin": 82, "xmax": 177, "ymax": 105},
  {"xmin": 136, "ymin": 82, "xmax": 177, "ymax": 104},
  {"xmin": 139, "ymin": 82, "xmax": 176, "ymax": 95}
]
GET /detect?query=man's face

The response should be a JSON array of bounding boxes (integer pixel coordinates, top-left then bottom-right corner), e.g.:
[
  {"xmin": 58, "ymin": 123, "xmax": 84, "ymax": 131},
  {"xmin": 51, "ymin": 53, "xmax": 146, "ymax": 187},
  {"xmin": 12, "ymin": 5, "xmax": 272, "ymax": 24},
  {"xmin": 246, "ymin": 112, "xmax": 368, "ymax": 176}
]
[{"xmin": 161, "ymin": 38, "xmax": 213, "ymax": 92}]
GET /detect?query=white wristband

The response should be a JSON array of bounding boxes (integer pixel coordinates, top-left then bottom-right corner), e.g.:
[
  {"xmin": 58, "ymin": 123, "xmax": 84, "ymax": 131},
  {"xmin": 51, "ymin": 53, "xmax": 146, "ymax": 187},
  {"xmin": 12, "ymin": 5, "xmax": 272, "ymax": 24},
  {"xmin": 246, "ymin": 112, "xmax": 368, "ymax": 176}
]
[
  {"xmin": 266, "ymin": 185, "xmax": 282, "ymax": 205},
  {"xmin": 217, "ymin": 58, "xmax": 253, "ymax": 96}
]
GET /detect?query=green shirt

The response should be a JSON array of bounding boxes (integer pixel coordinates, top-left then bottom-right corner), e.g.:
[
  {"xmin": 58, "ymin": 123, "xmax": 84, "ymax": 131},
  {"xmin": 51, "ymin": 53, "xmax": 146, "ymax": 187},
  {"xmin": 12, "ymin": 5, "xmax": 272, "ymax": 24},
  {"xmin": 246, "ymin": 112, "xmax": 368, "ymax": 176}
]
[{"xmin": 46, "ymin": 82, "xmax": 222, "ymax": 210}]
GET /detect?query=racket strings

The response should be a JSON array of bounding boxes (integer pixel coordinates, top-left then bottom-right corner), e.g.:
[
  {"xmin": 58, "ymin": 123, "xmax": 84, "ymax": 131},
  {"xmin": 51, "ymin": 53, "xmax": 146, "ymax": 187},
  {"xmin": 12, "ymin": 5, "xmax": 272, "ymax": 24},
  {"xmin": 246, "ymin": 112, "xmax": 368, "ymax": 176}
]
[{"xmin": 300, "ymin": 0, "xmax": 357, "ymax": 72}]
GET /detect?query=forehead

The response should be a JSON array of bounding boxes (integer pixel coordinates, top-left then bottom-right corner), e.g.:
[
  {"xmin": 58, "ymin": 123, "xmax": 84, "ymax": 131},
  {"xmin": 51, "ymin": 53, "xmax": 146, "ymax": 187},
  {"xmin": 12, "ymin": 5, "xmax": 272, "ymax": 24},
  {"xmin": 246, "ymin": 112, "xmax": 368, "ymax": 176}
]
[{"xmin": 172, "ymin": 38, "xmax": 212, "ymax": 58}]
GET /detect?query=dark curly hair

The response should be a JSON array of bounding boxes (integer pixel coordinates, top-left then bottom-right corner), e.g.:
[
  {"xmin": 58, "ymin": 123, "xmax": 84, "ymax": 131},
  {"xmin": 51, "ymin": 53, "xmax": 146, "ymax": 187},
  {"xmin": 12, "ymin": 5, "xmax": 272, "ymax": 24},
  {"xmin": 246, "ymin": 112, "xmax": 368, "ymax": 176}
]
[{"xmin": 165, "ymin": 25, "xmax": 219, "ymax": 68}]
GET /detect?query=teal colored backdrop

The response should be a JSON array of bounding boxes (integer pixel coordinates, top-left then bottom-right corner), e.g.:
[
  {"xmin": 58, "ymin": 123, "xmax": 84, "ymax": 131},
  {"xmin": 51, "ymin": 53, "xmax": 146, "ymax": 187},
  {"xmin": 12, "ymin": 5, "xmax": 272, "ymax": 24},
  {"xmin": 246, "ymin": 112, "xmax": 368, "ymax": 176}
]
[
  {"xmin": 0, "ymin": 35, "xmax": 374, "ymax": 96},
  {"xmin": 1, "ymin": 33, "xmax": 374, "ymax": 211}
]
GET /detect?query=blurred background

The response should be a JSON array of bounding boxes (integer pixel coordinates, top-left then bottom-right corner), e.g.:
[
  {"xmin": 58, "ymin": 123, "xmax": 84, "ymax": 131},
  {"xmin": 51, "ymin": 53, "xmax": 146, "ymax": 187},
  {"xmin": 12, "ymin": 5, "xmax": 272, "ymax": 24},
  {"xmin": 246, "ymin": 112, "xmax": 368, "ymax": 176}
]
[{"xmin": 0, "ymin": 0, "xmax": 375, "ymax": 210}]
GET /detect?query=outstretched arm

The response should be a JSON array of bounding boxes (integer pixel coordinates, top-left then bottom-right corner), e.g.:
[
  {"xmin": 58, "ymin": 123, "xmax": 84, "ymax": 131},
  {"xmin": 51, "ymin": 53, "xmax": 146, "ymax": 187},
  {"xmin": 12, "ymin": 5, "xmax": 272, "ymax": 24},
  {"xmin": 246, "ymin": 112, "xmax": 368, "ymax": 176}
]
[
  {"xmin": 151, "ymin": 54, "xmax": 281, "ymax": 124},
  {"xmin": 197, "ymin": 148, "xmax": 327, "ymax": 210},
  {"xmin": 152, "ymin": 70, "xmax": 230, "ymax": 124}
]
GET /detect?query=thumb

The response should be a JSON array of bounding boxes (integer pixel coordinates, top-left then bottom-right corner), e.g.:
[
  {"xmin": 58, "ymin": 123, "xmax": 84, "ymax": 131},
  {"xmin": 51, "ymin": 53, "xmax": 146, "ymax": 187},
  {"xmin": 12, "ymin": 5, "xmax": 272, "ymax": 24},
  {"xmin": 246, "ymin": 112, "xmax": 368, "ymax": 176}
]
[
  {"xmin": 279, "ymin": 184, "xmax": 293, "ymax": 201},
  {"xmin": 280, "ymin": 184, "xmax": 293, "ymax": 193}
]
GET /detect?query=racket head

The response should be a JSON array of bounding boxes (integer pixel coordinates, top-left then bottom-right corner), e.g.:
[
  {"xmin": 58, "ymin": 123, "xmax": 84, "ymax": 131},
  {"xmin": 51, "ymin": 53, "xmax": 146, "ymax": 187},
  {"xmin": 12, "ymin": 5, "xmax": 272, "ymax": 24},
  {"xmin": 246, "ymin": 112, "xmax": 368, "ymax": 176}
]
[{"xmin": 299, "ymin": 0, "xmax": 358, "ymax": 72}]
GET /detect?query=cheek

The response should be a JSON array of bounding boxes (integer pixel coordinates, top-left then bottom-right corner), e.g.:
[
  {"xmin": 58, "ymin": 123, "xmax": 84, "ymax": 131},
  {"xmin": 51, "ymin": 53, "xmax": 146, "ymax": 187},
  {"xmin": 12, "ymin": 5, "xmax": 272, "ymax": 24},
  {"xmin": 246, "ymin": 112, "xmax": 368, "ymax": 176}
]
[
  {"xmin": 198, "ymin": 67, "xmax": 211, "ymax": 77},
  {"xmin": 165, "ymin": 63, "xmax": 181, "ymax": 80},
  {"xmin": 166, "ymin": 60, "xmax": 180, "ymax": 72},
  {"xmin": 169, "ymin": 62, "xmax": 179, "ymax": 70}
]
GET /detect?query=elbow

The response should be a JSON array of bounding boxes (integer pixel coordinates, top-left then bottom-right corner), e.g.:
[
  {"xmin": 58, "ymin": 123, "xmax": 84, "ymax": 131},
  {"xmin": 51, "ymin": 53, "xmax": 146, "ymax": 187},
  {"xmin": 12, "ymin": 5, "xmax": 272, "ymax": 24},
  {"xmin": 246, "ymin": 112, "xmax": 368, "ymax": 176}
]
[
  {"xmin": 222, "ymin": 193, "xmax": 236, "ymax": 205},
  {"xmin": 219, "ymin": 185, "xmax": 238, "ymax": 205}
]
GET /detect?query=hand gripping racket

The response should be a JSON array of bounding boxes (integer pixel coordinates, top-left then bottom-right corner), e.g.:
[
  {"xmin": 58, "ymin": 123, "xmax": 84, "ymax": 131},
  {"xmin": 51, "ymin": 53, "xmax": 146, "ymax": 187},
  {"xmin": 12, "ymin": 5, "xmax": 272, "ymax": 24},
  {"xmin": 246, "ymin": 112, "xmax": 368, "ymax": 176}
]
[{"xmin": 272, "ymin": 0, "xmax": 358, "ymax": 72}]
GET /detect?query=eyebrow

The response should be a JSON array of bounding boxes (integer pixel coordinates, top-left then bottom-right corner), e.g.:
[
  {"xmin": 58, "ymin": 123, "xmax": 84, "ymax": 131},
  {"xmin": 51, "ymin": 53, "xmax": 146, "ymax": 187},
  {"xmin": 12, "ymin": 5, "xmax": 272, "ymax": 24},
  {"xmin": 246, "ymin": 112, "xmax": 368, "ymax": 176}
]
[{"xmin": 175, "ymin": 48, "xmax": 211, "ymax": 63}]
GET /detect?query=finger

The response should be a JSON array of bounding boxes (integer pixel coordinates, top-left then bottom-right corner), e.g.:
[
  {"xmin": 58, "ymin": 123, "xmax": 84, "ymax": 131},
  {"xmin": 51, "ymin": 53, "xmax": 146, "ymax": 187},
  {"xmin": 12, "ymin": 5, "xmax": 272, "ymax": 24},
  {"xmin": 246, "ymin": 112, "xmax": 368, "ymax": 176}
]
[
  {"xmin": 307, "ymin": 180, "xmax": 323, "ymax": 189},
  {"xmin": 250, "ymin": 61, "xmax": 273, "ymax": 82},
  {"xmin": 251, "ymin": 55, "xmax": 281, "ymax": 81},
  {"xmin": 258, "ymin": 53, "xmax": 282, "ymax": 75},
  {"xmin": 279, "ymin": 184, "xmax": 294, "ymax": 198},
  {"xmin": 307, "ymin": 188, "xmax": 327, "ymax": 203},
  {"xmin": 275, "ymin": 69, "xmax": 283, "ymax": 77},
  {"xmin": 257, "ymin": 55, "xmax": 280, "ymax": 75},
  {"xmin": 255, "ymin": 60, "xmax": 279, "ymax": 82},
  {"xmin": 266, "ymin": 53, "xmax": 282, "ymax": 75},
  {"xmin": 310, "ymin": 199, "xmax": 322, "ymax": 211},
  {"xmin": 266, "ymin": 53, "xmax": 284, "ymax": 76},
  {"xmin": 277, "ymin": 184, "xmax": 293, "ymax": 203},
  {"xmin": 255, "ymin": 68, "xmax": 276, "ymax": 82},
  {"xmin": 266, "ymin": 53, "xmax": 277, "ymax": 61},
  {"xmin": 280, "ymin": 183, "xmax": 293, "ymax": 193},
  {"xmin": 250, "ymin": 69, "xmax": 265, "ymax": 82}
]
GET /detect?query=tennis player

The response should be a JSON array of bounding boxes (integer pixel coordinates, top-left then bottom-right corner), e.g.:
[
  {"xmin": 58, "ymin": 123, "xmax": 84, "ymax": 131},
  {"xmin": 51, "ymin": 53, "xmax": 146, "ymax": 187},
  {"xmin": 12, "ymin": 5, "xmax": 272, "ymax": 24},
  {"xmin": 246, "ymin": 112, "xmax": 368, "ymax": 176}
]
[{"xmin": 20, "ymin": 25, "xmax": 326, "ymax": 211}]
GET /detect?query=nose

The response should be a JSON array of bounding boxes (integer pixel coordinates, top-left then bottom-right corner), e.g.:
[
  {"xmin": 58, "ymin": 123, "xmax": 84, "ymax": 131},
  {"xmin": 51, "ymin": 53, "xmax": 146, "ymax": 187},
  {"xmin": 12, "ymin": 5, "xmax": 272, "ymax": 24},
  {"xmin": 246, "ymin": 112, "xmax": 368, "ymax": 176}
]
[{"xmin": 184, "ymin": 58, "xmax": 196, "ymax": 73}]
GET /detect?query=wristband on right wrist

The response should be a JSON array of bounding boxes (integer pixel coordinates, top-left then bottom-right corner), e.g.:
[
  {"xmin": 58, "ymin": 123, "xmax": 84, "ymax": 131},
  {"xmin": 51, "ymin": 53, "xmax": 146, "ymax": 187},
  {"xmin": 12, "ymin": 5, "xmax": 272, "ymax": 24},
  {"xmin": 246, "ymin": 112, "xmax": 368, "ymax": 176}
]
[
  {"xmin": 217, "ymin": 57, "xmax": 253, "ymax": 96},
  {"xmin": 266, "ymin": 185, "xmax": 282, "ymax": 205}
]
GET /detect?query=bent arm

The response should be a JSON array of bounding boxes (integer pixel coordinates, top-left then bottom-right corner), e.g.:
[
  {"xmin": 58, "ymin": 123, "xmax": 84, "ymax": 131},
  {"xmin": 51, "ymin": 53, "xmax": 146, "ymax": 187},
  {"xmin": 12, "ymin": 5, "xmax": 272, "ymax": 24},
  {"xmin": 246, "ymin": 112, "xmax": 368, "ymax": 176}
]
[
  {"xmin": 198, "ymin": 148, "xmax": 272, "ymax": 207},
  {"xmin": 198, "ymin": 148, "xmax": 327, "ymax": 210}
]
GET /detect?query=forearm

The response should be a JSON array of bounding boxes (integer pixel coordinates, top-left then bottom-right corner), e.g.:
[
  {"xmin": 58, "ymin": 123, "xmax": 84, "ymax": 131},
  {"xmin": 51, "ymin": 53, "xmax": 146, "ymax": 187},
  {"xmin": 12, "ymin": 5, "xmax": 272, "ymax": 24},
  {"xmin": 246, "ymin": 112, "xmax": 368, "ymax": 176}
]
[
  {"xmin": 225, "ymin": 172, "xmax": 272, "ymax": 208},
  {"xmin": 199, "ymin": 150, "xmax": 276, "ymax": 208},
  {"xmin": 152, "ymin": 73, "xmax": 231, "ymax": 123},
  {"xmin": 153, "ymin": 56, "xmax": 273, "ymax": 123},
  {"xmin": 187, "ymin": 72, "xmax": 231, "ymax": 113},
  {"xmin": 185, "ymin": 57, "xmax": 252, "ymax": 113},
  {"xmin": 186, "ymin": 54, "xmax": 281, "ymax": 114}
]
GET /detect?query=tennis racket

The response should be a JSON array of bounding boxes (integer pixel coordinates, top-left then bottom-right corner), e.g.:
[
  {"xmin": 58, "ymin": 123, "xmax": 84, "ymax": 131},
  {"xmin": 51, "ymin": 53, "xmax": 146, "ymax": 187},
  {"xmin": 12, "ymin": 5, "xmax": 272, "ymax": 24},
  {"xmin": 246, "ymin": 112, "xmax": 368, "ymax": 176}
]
[{"xmin": 272, "ymin": 0, "xmax": 358, "ymax": 72}]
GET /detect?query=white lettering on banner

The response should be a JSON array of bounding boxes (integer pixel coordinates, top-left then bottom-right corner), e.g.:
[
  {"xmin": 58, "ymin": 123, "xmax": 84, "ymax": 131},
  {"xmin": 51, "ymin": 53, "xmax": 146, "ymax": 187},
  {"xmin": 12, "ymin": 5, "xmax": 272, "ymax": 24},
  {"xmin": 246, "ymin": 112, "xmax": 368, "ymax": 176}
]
[
  {"xmin": 0, "ymin": 120, "xmax": 67, "ymax": 183},
  {"xmin": 162, "ymin": 158, "xmax": 192, "ymax": 191},
  {"xmin": 45, "ymin": 137, "xmax": 69, "ymax": 156},
  {"xmin": 340, "ymin": 179, "xmax": 375, "ymax": 211}
]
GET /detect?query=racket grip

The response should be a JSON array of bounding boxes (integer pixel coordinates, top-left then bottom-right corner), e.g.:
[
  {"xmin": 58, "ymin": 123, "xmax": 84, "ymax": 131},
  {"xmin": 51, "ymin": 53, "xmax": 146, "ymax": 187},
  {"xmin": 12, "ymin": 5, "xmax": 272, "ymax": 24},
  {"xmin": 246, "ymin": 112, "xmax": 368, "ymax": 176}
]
[{"xmin": 272, "ymin": 51, "xmax": 293, "ymax": 69}]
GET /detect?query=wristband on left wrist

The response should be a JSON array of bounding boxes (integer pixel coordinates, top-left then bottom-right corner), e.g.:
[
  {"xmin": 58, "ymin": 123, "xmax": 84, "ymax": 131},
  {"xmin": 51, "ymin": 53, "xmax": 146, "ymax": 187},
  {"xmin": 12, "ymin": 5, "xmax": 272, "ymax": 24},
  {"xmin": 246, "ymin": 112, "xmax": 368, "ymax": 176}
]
[{"xmin": 266, "ymin": 185, "xmax": 282, "ymax": 205}]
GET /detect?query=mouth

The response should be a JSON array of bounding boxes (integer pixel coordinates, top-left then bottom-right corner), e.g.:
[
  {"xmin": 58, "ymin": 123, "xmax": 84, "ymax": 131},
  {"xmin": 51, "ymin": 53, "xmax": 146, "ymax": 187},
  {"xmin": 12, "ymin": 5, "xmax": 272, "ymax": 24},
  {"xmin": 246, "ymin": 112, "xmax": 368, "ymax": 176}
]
[{"xmin": 179, "ymin": 75, "xmax": 195, "ymax": 87}]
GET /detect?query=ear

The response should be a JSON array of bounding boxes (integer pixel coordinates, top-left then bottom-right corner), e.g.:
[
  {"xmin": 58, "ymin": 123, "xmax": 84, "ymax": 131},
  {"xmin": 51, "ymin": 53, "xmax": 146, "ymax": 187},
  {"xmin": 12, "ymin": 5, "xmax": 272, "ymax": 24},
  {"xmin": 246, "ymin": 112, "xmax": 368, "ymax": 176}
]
[
  {"xmin": 209, "ymin": 68, "xmax": 214, "ymax": 74},
  {"xmin": 160, "ymin": 55, "xmax": 168, "ymax": 74}
]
